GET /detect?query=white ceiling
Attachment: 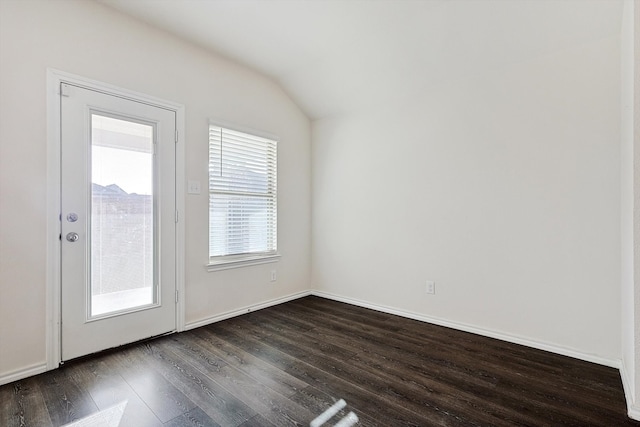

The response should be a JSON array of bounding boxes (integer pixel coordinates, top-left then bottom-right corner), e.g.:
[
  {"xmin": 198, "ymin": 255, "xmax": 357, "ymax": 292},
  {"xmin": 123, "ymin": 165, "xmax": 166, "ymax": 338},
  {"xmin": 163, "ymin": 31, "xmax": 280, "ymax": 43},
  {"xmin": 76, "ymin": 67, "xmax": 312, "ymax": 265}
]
[{"xmin": 98, "ymin": 0, "xmax": 623, "ymax": 120}]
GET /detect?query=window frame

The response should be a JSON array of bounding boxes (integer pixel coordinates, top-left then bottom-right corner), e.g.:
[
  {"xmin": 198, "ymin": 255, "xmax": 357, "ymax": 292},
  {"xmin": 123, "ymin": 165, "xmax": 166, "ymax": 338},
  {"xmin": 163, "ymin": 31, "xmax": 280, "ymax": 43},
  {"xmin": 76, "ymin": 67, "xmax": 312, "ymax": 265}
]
[{"xmin": 206, "ymin": 121, "xmax": 280, "ymax": 272}]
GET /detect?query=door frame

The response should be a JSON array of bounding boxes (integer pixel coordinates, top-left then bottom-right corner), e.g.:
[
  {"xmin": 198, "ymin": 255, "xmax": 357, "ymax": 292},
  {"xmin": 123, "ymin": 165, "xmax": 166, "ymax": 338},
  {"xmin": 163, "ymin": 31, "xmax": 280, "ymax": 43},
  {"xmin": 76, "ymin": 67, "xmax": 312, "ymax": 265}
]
[{"xmin": 46, "ymin": 69, "xmax": 186, "ymax": 370}]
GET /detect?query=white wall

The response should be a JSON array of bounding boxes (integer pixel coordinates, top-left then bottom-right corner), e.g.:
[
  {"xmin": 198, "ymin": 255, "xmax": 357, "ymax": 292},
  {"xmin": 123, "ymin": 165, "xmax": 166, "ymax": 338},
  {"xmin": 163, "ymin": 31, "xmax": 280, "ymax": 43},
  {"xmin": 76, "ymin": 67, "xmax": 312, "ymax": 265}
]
[
  {"xmin": 0, "ymin": 0, "xmax": 311, "ymax": 379},
  {"xmin": 312, "ymin": 33, "xmax": 621, "ymax": 362},
  {"xmin": 621, "ymin": 0, "xmax": 637, "ymax": 411}
]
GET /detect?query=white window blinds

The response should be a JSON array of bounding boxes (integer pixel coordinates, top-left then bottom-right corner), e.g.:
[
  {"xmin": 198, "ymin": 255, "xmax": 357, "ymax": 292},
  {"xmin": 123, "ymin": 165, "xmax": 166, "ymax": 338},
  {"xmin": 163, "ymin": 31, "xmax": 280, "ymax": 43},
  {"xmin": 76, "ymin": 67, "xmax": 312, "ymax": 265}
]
[{"xmin": 209, "ymin": 125, "xmax": 277, "ymax": 259}]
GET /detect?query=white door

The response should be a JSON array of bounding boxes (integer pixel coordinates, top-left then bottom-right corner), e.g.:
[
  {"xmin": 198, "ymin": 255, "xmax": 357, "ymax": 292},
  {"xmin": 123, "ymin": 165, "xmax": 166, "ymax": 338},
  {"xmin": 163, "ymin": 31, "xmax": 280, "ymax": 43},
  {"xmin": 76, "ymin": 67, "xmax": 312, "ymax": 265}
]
[{"xmin": 60, "ymin": 83, "xmax": 176, "ymax": 361}]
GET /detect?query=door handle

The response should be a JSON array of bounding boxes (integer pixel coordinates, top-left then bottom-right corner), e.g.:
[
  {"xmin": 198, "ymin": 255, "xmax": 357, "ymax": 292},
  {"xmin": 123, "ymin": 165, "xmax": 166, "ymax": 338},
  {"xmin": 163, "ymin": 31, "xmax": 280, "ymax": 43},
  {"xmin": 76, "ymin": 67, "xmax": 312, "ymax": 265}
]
[{"xmin": 66, "ymin": 232, "xmax": 79, "ymax": 242}]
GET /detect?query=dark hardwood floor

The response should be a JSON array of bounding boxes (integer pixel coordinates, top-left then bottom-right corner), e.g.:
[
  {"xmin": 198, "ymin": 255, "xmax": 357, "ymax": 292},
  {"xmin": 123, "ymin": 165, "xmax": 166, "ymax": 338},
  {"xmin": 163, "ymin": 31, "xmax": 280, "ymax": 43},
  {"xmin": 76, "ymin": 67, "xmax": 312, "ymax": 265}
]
[{"xmin": 1, "ymin": 296, "xmax": 637, "ymax": 426}]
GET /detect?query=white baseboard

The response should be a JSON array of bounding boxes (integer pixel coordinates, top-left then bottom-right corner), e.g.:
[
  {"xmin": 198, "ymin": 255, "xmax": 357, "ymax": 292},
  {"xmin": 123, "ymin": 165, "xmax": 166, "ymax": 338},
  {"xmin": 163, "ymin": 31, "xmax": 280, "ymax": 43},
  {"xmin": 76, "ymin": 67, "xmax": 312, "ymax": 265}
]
[
  {"xmin": 620, "ymin": 358, "xmax": 640, "ymax": 420},
  {"xmin": 0, "ymin": 363, "xmax": 48, "ymax": 386},
  {"xmin": 185, "ymin": 290, "xmax": 312, "ymax": 330},
  {"xmin": 310, "ymin": 291, "xmax": 620, "ymax": 369}
]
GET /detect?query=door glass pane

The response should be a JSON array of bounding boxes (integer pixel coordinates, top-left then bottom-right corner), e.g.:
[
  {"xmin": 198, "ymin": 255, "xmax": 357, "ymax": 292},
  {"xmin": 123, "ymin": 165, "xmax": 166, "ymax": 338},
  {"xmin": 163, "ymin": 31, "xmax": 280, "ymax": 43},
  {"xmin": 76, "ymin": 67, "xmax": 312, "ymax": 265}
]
[{"xmin": 90, "ymin": 114, "xmax": 155, "ymax": 317}]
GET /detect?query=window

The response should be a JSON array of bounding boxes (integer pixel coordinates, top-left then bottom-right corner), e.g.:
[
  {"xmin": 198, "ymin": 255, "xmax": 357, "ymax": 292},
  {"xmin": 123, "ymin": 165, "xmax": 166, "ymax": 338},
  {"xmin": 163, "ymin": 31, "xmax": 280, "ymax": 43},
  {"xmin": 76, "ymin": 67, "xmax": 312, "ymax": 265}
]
[{"xmin": 208, "ymin": 124, "xmax": 278, "ymax": 269}]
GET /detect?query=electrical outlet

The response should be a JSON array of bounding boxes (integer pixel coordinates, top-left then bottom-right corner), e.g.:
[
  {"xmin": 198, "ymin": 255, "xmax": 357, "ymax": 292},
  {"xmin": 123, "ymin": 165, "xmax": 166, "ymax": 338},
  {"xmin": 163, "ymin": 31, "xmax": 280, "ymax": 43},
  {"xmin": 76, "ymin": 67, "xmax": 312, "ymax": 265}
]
[
  {"xmin": 425, "ymin": 280, "xmax": 435, "ymax": 294},
  {"xmin": 270, "ymin": 270, "xmax": 277, "ymax": 282}
]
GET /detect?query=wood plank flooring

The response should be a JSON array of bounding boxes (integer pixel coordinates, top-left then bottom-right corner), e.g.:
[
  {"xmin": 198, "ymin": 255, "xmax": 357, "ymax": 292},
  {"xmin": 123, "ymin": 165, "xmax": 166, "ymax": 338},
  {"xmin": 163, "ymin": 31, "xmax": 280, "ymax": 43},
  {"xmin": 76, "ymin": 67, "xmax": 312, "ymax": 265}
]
[{"xmin": 1, "ymin": 296, "xmax": 637, "ymax": 426}]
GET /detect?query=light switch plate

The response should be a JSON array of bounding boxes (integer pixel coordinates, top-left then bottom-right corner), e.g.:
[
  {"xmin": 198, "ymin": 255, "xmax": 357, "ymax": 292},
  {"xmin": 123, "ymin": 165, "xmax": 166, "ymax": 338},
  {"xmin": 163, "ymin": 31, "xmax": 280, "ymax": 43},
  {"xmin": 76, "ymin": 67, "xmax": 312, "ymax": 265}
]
[{"xmin": 187, "ymin": 180, "xmax": 201, "ymax": 195}]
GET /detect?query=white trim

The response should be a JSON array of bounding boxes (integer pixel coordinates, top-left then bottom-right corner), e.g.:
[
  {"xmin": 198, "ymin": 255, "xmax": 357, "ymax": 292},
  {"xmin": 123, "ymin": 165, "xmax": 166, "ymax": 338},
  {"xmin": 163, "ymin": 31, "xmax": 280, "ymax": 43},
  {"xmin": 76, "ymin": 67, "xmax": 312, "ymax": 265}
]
[
  {"xmin": 0, "ymin": 363, "xmax": 48, "ymax": 387},
  {"xmin": 46, "ymin": 69, "xmax": 62, "ymax": 371},
  {"xmin": 184, "ymin": 290, "xmax": 311, "ymax": 330},
  {"xmin": 310, "ymin": 291, "xmax": 621, "ymax": 369},
  {"xmin": 175, "ymin": 105, "xmax": 186, "ymax": 332},
  {"xmin": 620, "ymin": 357, "xmax": 640, "ymax": 420},
  {"xmin": 46, "ymin": 68, "xmax": 186, "ymax": 365},
  {"xmin": 206, "ymin": 253, "xmax": 281, "ymax": 272},
  {"xmin": 49, "ymin": 70, "xmax": 185, "ymax": 112}
]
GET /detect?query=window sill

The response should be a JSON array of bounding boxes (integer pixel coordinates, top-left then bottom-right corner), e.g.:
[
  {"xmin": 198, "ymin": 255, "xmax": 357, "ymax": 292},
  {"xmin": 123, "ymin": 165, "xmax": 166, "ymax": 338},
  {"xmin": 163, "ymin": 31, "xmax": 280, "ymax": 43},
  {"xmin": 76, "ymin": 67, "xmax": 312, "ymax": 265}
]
[{"xmin": 206, "ymin": 253, "xmax": 281, "ymax": 272}]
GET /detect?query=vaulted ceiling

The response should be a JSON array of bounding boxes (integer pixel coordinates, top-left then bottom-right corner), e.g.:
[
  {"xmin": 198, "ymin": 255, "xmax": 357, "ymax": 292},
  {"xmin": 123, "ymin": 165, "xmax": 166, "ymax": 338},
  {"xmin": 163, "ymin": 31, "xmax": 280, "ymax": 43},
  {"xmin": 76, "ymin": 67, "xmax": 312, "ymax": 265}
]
[{"xmin": 98, "ymin": 0, "xmax": 623, "ymax": 120}]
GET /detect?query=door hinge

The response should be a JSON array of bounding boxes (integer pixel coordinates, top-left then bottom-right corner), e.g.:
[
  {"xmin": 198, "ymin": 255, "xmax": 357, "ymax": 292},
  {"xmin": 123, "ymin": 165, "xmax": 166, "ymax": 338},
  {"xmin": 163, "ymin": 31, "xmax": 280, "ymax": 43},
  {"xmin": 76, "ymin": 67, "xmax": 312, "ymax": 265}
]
[
  {"xmin": 175, "ymin": 290, "xmax": 179, "ymax": 303},
  {"xmin": 175, "ymin": 210, "xmax": 179, "ymax": 223},
  {"xmin": 60, "ymin": 83, "xmax": 71, "ymax": 97},
  {"xmin": 175, "ymin": 130, "xmax": 178, "ymax": 143}
]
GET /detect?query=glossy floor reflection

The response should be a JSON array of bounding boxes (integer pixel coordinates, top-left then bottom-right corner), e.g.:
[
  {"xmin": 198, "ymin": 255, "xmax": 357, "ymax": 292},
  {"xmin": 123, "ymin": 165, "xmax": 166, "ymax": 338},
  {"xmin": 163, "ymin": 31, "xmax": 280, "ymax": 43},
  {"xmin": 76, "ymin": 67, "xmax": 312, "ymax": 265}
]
[{"xmin": 63, "ymin": 401, "xmax": 126, "ymax": 427}]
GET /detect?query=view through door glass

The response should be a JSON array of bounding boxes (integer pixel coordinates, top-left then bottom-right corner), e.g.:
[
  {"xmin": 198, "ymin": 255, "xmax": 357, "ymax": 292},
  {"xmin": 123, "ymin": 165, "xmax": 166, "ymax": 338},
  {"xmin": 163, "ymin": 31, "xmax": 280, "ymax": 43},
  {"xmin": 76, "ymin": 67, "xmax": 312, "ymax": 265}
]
[{"xmin": 91, "ymin": 114, "xmax": 156, "ymax": 317}]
